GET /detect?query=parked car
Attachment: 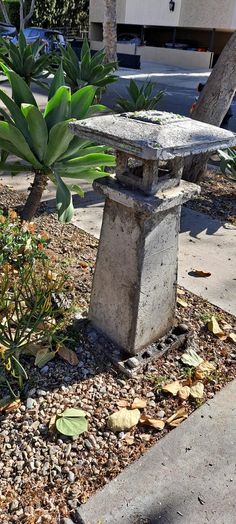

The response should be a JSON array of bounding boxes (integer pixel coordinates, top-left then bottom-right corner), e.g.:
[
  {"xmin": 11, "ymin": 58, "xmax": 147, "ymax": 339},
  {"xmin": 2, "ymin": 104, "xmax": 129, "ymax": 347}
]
[
  {"xmin": 0, "ymin": 22, "xmax": 17, "ymax": 39},
  {"xmin": 13, "ymin": 27, "xmax": 66, "ymax": 53},
  {"xmin": 118, "ymin": 33, "xmax": 141, "ymax": 46}
]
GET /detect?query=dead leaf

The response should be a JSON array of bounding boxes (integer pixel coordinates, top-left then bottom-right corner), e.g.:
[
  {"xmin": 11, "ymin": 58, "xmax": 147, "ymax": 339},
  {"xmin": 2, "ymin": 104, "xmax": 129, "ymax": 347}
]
[
  {"xmin": 140, "ymin": 434, "xmax": 151, "ymax": 442},
  {"xmin": 207, "ymin": 316, "xmax": 225, "ymax": 338},
  {"xmin": 228, "ymin": 333, "xmax": 236, "ymax": 344},
  {"xmin": 162, "ymin": 380, "xmax": 182, "ymax": 396},
  {"xmin": 79, "ymin": 261, "xmax": 89, "ymax": 268},
  {"xmin": 140, "ymin": 415, "xmax": 165, "ymax": 430},
  {"xmin": 177, "ymin": 297, "xmax": 188, "ymax": 308},
  {"xmin": 190, "ymin": 382, "xmax": 204, "ymax": 399},
  {"xmin": 107, "ymin": 408, "xmax": 140, "ymax": 432},
  {"xmin": 49, "ymin": 414, "xmax": 57, "ymax": 431},
  {"xmin": 166, "ymin": 408, "xmax": 188, "ymax": 427},
  {"xmin": 0, "ymin": 397, "xmax": 20, "ymax": 413},
  {"xmin": 123, "ymin": 433, "xmax": 135, "ymax": 445},
  {"xmin": 131, "ymin": 398, "xmax": 147, "ymax": 409},
  {"xmin": 178, "ymin": 386, "xmax": 191, "ymax": 400},
  {"xmin": 190, "ymin": 270, "xmax": 211, "ymax": 278},
  {"xmin": 117, "ymin": 399, "xmax": 129, "ymax": 408},
  {"xmin": 195, "ymin": 361, "xmax": 216, "ymax": 380},
  {"xmin": 57, "ymin": 345, "xmax": 79, "ymax": 366},
  {"xmin": 177, "ymin": 288, "xmax": 186, "ymax": 296},
  {"xmin": 181, "ymin": 349, "xmax": 203, "ymax": 368}
]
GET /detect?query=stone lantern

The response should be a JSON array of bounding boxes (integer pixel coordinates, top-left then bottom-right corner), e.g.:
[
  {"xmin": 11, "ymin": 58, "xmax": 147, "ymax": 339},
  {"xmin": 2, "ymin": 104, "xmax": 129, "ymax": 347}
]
[{"xmin": 71, "ymin": 111, "xmax": 236, "ymax": 355}]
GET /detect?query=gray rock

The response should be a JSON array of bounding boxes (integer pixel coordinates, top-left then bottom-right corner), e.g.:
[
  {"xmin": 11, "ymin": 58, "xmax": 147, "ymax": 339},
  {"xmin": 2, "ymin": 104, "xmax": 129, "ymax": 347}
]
[
  {"xmin": 40, "ymin": 365, "xmax": 49, "ymax": 374},
  {"xmin": 10, "ymin": 500, "xmax": 19, "ymax": 512},
  {"xmin": 156, "ymin": 410, "xmax": 165, "ymax": 419},
  {"xmin": 26, "ymin": 398, "xmax": 36, "ymax": 409},
  {"xmin": 174, "ymin": 323, "xmax": 189, "ymax": 335},
  {"xmin": 126, "ymin": 357, "xmax": 140, "ymax": 369},
  {"xmin": 84, "ymin": 439, "xmax": 93, "ymax": 450},
  {"xmin": 68, "ymin": 471, "xmax": 75, "ymax": 483},
  {"xmin": 60, "ymin": 519, "xmax": 75, "ymax": 524},
  {"xmin": 37, "ymin": 389, "xmax": 47, "ymax": 396}
]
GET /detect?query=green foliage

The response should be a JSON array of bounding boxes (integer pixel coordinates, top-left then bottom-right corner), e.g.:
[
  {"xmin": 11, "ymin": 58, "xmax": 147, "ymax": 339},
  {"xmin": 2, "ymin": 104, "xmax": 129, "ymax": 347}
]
[
  {"xmin": 117, "ymin": 79, "xmax": 164, "ymax": 112},
  {"xmin": 54, "ymin": 408, "xmax": 88, "ymax": 436},
  {"xmin": 0, "ymin": 65, "xmax": 115, "ymax": 222},
  {"xmin": 0, "ymin": 31, "xmax": 51, "ymax": 87},
  {"xmin": 0, "ymin": 215, "xmax": 71, "ymax": 397},
  {"xmin": 0, "ymin": 209, "xmax": 49, "ymax": 267},
  {"xmin": 32, "ymin": 0, "xmax": 89, "ymax": 29},
  {"xmin": 218, "ymin": 148, "xmax": 236, "ymax": 180},
  {"xmin": 59, "ymin": 38, "xmax": 117, "ymax": 96}
]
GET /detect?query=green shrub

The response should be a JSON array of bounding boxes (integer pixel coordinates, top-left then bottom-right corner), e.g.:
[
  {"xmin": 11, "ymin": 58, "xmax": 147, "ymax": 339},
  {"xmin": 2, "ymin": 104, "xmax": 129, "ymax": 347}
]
[
  {"xmin": 0, "ymin": 64, "xmax": 115, "ymax": 222},
  {"xmin": 0, "ymin": 31, "xmax": 51, "ymax": 87},
  {"xmin": 59, "ymin": 38, "xmax": 117, "ymax": 96},
  {"xmin": 117, "ymin": 79, "xmax": 164, "ymax": 112},
  {"xmin": 0, "ymin": 210, "xmax": 74, "ymax": 398},
  {"xmin": 218, "ymin": 148, "xmax": 236, "ymax": 180}
]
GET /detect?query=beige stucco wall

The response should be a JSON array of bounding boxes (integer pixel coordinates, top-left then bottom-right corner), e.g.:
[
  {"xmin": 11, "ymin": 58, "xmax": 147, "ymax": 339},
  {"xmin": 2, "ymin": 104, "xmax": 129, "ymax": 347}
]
[
  {"xmin": 90, "ymin": 40, "xmax": 136, "ymax": 55},
  {"xmin": 124, "ymin": 0, "xmax": 181, "ymax": 27},
  {"xmin": 138, "ymin": 46, "xmax": 212, "ymax": 68},
  {"xmin": 180, "ymin": 0, "xmax": 236, "ymax": 30},
  {"xmin": 90, "ymin": 0, "xmax": 236, "ymax": 30},
  {"xmin": 89, "ymin": 0, "xmax": 126, "ymax": 24}
]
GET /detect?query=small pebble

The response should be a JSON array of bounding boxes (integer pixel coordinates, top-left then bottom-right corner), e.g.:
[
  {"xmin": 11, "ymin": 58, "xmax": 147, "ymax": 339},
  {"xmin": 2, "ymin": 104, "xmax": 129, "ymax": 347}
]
[
  {"xmin": 26, "ymin": 398, "xmax": 36, "ymax": 410},
  {"xmin": 37, "ymin": 389, "xmax": 47, "ymax": 397},
  {"xmin": 156, "ymin": 410, "xmax": 165, "ymax": 419},
  {"xmin": 68, "ymin": 471, "xmax": 75, "ymax": 483}
]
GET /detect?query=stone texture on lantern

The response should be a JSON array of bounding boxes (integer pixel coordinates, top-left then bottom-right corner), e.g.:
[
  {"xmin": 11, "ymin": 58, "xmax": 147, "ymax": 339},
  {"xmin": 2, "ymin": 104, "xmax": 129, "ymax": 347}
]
[{"xmin": 71, "ymin": 111, "xmax": 236, "ymax": 355}]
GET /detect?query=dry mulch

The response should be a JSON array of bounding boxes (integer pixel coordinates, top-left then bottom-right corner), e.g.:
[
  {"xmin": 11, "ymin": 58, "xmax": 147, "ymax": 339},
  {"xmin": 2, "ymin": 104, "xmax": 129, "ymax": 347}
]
[
  {"xmin": 186, "ymin": 170, "xmax": 236, "ymax": 224},
  {"xmin": 0, "ymin": 185, "xmax": 236, "ymax": 524}
]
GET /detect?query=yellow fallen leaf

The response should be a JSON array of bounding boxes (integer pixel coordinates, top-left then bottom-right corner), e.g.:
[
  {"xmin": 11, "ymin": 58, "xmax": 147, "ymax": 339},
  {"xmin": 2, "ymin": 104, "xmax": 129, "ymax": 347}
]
[
  {"xmin": 168, "ymin": 416, "xmax": 187, "ymax": 427},
  {"xmin": 131, "ymin": 398, "xmax": 147, "ymax": 409},
  {"xmin": 162, "ymin": 380, "xmax": 182, "ymax": 396},
  {"xmin": 208, "ymin": 316, "xmax": 225, "ymax": 338},
  {"xmin": 117, "ymin": 399, "xmax": 129, "ymax": 408},
  {"xmin": 140, "ymin": 415, "xmax": 165, "ymax": 430},
  {"xmin": 166, "ymin": 408, "xmax": 188, "ymax": 427},
  {"xmin": 190, "ymin": 382, "xmax": 204, "ymax": 399},
  {"xmin": 177, "ymin": 288, "xmax": 186, "ymax": 296},
  {"xmin": 178, "ymin": 386, "xmax": 191, "ymax": 400},
  {"xmin": 57, "ymin": 345, "xmax": 79, "ymax": 366},
  {"xmin": 191, "ymin": 270, "xmax": 211, "ymax": 278},
  {"xmin": 123, "ymin": 433, "xmax": 135, "ymax": 445},
  {"xmin": 0, "ymin": 398, "xmax": 21, "ymax": 413},
  {"xmin": 140, "ymin": 434, "xmax": 151, "ymax": 442},
  {"xmin": 107, "ymin": 408, "xmax": 140, "ymax": 433},
  {"xmin": 49, "ymin": 414, "xmax": 57, "ymax": 431},
  {"xmin": 228, "ymin": 333, "xmax": 236, "ymax": 344},
  {"xmin": 195, "ymin": 361, "xmax": 216, "ymax": 380},
  {"xmin": 177, "ymin": 297, "xmax": 188, "ymax": 308}
]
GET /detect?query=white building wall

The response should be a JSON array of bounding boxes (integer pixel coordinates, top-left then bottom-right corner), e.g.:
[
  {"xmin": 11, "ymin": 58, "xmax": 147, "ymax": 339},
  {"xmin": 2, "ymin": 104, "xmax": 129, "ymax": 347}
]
[{"xmin": 124, "ymin": 0, "xmax": 181, "ymax": 27}]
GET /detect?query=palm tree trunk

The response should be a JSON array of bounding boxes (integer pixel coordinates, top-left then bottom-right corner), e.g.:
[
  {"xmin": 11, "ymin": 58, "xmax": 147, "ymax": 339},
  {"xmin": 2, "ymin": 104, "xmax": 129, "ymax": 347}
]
[
  {"xmin": 103, "ymin": 0, "xmax": 117, "ymax": 63},
  {"xmin": 21, "ymin": 171, "xmax": 48, "ymax": 221}
]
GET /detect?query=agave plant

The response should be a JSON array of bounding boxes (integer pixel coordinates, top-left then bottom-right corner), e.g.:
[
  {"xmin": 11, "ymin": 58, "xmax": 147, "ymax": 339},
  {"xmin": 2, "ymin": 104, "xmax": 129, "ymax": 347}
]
[
  {"xmin": 0, "ymin": 31, "xmax": 51, "ymax": 87},
  {"xmin": 0, "ymin": 64, "xmax": 115, "ymax": 222},
  {"xmin": 58, "ymin": 37, "xmax": 117, "ymax": 96},
  {"xmin": 117, "ymin": 79, "xmax": 164, "ymax": 112},
  {"xmin": 218, "ymin": 148, "xmax": 236, "ymax": 180}
]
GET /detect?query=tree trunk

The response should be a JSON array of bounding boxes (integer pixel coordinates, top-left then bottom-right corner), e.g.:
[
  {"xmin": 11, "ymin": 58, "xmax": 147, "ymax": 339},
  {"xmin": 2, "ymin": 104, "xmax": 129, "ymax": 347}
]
[
  {"xmin": 21, "ymin": 171, "xmax": 48, "ymax": 222},
  {"xmin": 103, "ymin": 0, "xmax": 117, "ymax": 63},
  {"xmin": 183, "ymin": 30, "xmax": 236, "ymax": 183},
  {"xmin": 19, "ymin": 0, "xmax": 36, "ymax": 30},
  {"xmin": 0, "ymin": 0, "xmax": 11, "ymax": 24}
]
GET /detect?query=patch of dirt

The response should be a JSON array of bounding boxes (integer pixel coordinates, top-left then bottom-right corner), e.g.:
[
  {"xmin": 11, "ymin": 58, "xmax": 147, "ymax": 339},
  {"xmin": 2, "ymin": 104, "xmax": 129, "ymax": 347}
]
[
  {"xmin": 186, "ymin": 170, "xmax": 236, "ymax": 224},
  {"xmin": 0, "ymin": 185, "xmax": 236, "ymax": 524}
]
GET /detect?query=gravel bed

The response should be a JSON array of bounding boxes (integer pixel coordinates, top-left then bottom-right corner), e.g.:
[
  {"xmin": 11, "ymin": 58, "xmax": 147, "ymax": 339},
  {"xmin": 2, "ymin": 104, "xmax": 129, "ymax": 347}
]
[
  {"xmin": 0, "ymin": 187, "xmax": 236, "ymax": 523},
  {"xmin": 186, "ymin": 170, "xmax": 236, "ymax": 224}
]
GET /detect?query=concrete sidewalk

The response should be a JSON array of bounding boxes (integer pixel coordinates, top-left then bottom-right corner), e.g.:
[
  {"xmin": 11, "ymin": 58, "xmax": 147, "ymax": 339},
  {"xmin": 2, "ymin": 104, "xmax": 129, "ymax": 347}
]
[
  {"xmin": 1, "ymin": 173, "xmax": 235, "ymax": 316},
  {"xmin": 78, "ymin": 380, "xmax": 236, "ymax": 524},
  {"xmin": 117, "ymin": 61, "xmax": 210, "ymax": 90}
]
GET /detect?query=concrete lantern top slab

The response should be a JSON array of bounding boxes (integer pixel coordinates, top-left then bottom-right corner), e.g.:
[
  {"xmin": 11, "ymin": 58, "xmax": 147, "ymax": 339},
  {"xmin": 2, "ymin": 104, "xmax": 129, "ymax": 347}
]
[{"xmin": 70, "ymin": 111, "xmax": 236, "ymax": 161}]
